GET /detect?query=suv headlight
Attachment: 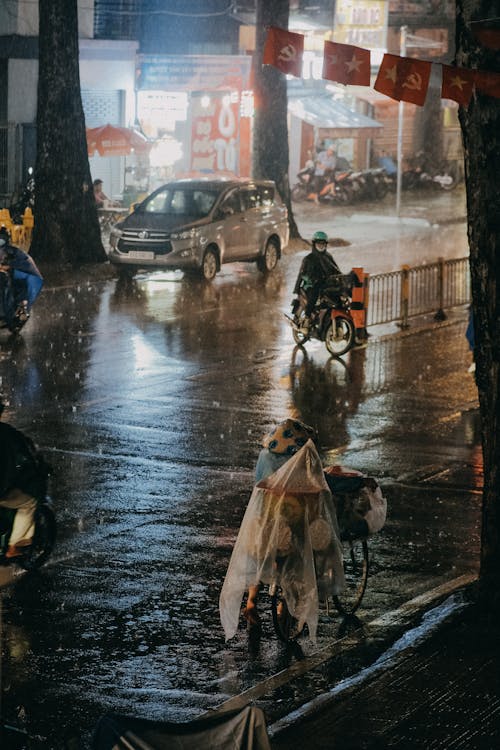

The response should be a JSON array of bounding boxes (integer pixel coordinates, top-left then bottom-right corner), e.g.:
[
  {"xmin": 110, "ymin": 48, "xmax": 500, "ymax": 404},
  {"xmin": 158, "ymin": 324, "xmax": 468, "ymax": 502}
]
[
  {"xmin": 109, "ymin": 227, "xmax": 123, "ymax": 249},
  {"xmin": 170, "ymin": 228, "xmax": 200, "ymax": 241}
]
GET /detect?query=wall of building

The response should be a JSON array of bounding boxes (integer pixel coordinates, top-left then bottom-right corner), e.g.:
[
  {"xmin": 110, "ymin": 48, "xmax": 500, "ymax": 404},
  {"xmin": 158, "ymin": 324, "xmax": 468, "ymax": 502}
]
[
  {"xmin": 8, "ymin": 59, "xmax": 37, "ymax": 123},
  {"xmin": 0, "ymin": 0, "xmax": 94, "ymax": 38}
]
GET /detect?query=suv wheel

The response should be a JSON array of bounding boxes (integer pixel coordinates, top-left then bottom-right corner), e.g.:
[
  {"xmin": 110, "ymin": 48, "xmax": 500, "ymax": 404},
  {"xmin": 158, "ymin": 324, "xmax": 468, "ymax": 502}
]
[
  {"xmin": 257, "ymin": 238, "xmax": 279, "ymax": 273},
  {"xmin": 201, "ymin": 248, "xmax": 218, "ymax": 281}
]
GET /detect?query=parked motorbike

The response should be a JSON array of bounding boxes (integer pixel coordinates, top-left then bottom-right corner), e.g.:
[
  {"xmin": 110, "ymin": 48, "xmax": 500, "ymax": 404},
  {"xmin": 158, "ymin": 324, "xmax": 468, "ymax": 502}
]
[
  {"xmin": 317, "ymin": 169, "xmax": 355, "ymax": 204},
  {"xmin": 403, "ymin": 153, "xmax": 458, "ymax": 191},
  {"xmin": 291, "ymin": 163, "xmax": 315, "ymax": 202},
  {"xmin": 0, "ymin": 462, "xmax": 56, "ymax": 570},
  {"xmin": 285, "ymin": 275, "xmax": 356, "ymax": 356}
]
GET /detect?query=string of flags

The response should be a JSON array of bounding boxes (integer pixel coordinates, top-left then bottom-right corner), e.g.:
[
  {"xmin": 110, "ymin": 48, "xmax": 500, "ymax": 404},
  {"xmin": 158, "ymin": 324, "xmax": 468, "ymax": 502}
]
[{"xmin": 262, "ymin": 25, "xmax": 500, "ymax": 107}]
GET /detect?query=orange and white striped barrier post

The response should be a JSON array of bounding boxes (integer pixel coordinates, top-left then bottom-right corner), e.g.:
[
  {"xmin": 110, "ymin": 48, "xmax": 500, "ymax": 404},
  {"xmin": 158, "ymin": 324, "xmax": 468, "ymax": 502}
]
[{"xmin": 350, "ymin": 267, "xmax": 369, "ymax": 342}]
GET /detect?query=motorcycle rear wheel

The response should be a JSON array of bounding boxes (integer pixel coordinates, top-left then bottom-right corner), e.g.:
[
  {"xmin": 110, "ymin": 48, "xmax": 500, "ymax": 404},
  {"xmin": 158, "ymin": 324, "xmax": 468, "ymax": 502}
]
[
  {"xmin": 325, "ymin": 317, "xmax": 355, "ymax": 356},
  {"xmin": 21, "ymin": 504, "xmax": 57, "ymax": 571}
]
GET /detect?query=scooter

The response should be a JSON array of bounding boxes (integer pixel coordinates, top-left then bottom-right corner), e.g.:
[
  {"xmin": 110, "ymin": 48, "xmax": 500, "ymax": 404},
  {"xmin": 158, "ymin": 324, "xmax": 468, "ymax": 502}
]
[
  {"xmin": 0, "ymin": 239, "xmax": 43, "ymax": 335},
  {"xmin": 0, "ymin": 462, "xmax": 56, "ymax": 570},
  {"xmin": 285, "ymin": 276, "xmax": 356, "ymax": 356},
  {"xmin": 291, "ymin": 164, "xmax": 315, "ymax": 202}
]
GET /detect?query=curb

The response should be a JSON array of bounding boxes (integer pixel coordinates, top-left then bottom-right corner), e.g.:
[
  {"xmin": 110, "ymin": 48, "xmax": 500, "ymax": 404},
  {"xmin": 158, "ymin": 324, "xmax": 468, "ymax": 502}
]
[{"xmin": 206, "ymin": 573, "xmax": 477, "ymax": 725}]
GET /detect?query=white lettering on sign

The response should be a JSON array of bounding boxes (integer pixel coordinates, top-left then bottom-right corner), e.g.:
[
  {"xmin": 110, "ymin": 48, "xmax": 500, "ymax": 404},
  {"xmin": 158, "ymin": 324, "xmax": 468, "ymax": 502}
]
[{"xmin": 191, "ymin": 99, "xmax": 239, "ymax": 172}]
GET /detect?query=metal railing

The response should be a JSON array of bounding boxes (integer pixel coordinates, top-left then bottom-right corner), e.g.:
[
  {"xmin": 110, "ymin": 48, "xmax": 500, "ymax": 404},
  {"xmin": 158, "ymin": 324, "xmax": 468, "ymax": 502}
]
[{"xmin": 366, "ymin": 256, "xmax": 470, "ymax": 329}]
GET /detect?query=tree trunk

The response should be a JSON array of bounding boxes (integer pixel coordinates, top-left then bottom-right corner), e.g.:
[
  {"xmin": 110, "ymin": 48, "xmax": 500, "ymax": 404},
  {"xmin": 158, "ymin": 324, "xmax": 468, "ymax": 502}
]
[
  {"xmin": 456, "ymin": 1, "xmax": 500, "ymax": 605},
  {"xmin": 31, "ymin": 0, "xmax": 105, "ymax": 265},
  {"xmin": 253, "ymin": 0, "xmax": 300, "ymax": 239}
]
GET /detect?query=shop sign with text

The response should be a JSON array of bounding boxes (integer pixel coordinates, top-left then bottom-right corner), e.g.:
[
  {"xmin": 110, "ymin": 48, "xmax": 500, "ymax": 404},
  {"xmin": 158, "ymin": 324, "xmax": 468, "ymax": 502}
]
[
  {"xmin": 333, "ymin": 0, "xmax": 388, "ymax": 49},
  {"xmin": 190, "ymin": 94, "xmax": 240, "ymax": 173}
]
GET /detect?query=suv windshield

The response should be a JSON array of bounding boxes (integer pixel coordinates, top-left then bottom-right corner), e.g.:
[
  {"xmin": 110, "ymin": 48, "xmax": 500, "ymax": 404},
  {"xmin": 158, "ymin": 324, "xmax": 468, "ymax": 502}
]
[{"xmin": 142, "ymin": 188, "xmax": 220, "ymax": 218}]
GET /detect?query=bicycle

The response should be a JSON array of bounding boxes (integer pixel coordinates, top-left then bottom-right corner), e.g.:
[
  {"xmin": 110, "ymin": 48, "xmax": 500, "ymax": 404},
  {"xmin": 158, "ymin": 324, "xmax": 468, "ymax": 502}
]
[{"xmin": 268, "ymin": 534, "xmax": 370, "ymax": 644}]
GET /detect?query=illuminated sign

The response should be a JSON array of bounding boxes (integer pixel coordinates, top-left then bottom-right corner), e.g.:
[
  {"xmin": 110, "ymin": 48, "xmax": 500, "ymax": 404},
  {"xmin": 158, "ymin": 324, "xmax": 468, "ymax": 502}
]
[
  {"xmin": 137, "ymin": 55, "xmax": 251, "ymax": 92},
  {"xmin": 333, "ymin": 0, "xmax": 388, "ymax": 50}
]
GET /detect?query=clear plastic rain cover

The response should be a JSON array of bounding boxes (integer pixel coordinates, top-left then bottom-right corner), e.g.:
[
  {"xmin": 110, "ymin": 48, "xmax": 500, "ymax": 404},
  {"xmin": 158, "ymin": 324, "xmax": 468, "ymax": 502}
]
[{"xmin": 219, "ymin": 440, "xmax": 345, "ymax": 642}]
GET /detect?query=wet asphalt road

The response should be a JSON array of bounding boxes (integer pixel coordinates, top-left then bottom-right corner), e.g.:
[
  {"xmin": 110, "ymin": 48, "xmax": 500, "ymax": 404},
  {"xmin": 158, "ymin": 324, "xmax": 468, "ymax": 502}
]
[{"xmin": 0, "ymin": 208, "xmax": 480, "ymax": 748}]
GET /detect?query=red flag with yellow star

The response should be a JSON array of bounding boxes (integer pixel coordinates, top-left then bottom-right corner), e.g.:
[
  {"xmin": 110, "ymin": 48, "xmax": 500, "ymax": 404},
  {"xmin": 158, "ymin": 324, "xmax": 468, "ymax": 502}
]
[
  {"xmin": 322, "ymin": 41, "xmax": 371, "ymax": 86},
  {"xmin": 441, "ymin": 65, "xmax": 476, "ymax": 106},
  {"xmin": 374, "ymin": 53, "xmax": 431, "ymax": 106},
  {"xmin": 263, "ymin": 26, "xmax": 304, "ymax": 78}
]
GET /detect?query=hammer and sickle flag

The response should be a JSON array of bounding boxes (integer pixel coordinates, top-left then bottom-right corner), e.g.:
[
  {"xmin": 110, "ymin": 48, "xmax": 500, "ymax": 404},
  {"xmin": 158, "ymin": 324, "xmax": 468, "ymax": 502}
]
[
  {"xmin": 263, "ymin": 26, "xmax": 304, "ymax": 78},
  {"xmin": 374, "ymin": 53, "xmax": 431, "ymax": 106},
  {"xmin": 322, "ymin": 41, "xmax": 371, "ymax": 86},
  {"xmin": 441, "ymin": 65, "xmax": 476, "ymax": 106}
]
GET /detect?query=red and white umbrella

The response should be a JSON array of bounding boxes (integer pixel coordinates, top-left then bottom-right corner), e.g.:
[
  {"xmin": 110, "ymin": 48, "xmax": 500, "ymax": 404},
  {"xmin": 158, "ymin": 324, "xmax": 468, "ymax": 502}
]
[{"xmin": 86, "ymin": 124, "xmax": 151, "ymax": 157}]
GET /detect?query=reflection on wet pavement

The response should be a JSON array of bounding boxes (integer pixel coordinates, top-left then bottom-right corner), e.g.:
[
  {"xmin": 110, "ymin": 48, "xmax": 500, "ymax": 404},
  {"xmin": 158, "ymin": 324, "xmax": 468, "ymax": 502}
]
[{"xmin": 0, "ymin": 248, "xmax": 480, "ymax": 747}]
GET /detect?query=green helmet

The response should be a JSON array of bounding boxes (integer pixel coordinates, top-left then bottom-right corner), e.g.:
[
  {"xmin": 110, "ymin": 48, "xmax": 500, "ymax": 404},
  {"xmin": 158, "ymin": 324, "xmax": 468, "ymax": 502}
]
[{"xmin": 312, "ymin": 230, "xmax": 328, "ymax": 243}]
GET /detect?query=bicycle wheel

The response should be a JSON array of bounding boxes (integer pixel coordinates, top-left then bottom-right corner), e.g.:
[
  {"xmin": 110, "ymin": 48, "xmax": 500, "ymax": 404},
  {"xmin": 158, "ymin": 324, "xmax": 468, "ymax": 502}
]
[
  {"xmin": 271, "ymin": 587, "xmax": 300, "ymax": 643},
  {"xmin": 333, "ymin": 538, "xmax": 369, "ymax": 616}
]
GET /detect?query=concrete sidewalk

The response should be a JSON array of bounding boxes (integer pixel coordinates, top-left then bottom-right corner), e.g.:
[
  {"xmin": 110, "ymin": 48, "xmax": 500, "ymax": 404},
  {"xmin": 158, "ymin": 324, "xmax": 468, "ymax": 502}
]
[{"xmin": 269, "ymin": 580, "xmax": 500, "ymax": 749}]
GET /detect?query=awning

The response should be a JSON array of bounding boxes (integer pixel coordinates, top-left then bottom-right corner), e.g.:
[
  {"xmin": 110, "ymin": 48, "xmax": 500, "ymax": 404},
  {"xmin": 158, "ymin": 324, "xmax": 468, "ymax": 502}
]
[{"xmin": 288, "ymin": 95, "xmax": 382, "ymax": 130}]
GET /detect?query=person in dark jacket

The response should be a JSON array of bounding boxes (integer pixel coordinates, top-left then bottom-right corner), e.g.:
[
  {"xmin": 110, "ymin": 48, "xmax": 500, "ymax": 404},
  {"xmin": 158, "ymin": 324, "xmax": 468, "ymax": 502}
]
[
  {"xmin": 0, "ymin": 226, "xmax": 43, "ymax": 330},
  {"xmin": 0, "ymin": 400, "xmax": 46, "ymax": 558},
  {"xmin": 292, "ymin": 230, "xmax": 342, "ymax": 328}
]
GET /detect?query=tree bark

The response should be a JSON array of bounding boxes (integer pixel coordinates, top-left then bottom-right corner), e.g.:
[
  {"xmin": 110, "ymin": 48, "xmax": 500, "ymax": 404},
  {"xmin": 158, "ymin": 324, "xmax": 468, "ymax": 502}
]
[
  {"xmin": 253, "ymin": 0, "xmax": 300, "ymax": 239},
  {"xmin": 456, "ymin": 1, "xmax": 500, "ymax": 605},
  {"xmin": 31, "ymin": 0, "xmax": 105, "ymax": 265}
]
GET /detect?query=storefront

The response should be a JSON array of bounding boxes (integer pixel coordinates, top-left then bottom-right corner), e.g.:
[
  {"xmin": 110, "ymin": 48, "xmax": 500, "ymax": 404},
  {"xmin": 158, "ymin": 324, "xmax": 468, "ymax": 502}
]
[
  {"xmin": 136, "ymin": 54, "xmax": 253, "ymax": 186},
  {"xmin": 287, "ymin": 81, "xmax": 382, "ymax": 181}
]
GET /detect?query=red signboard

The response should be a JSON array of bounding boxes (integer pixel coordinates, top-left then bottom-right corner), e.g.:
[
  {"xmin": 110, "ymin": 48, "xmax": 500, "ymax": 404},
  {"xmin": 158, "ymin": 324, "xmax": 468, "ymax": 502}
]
[{"xmin": 190, "ymin": 94, "xmax": 240, "ymax": 173}]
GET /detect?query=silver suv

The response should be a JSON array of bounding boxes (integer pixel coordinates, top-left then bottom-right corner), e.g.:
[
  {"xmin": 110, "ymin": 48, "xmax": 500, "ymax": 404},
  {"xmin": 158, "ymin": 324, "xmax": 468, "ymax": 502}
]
[{"xmin": 108, "ymin": 178, "xmax": 289, "ymax": 280}]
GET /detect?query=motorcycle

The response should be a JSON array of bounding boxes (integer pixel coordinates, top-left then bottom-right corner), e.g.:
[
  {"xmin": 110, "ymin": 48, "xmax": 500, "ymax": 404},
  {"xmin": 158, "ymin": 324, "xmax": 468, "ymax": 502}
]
[
  {"xmin": 0, "ymin": 237, "xmax": 43, "ymax": 335},
  {"xmin": 0, "ymin": 462, "xmax": 56, "ymax": 570},
  {"xmin": 317, "ymin": 169, "xmax": 355, "ymax": 204},
  {"xmin": 285, "ymin": 275, "xmax": 356, "ymax": 356},
  {"xmin": 291, "ymin": 163, "xmax": 315, "ymax": 202},
  {"xmin": 403, "ymin": 153, "xmax": 458, "ymax": 191}
]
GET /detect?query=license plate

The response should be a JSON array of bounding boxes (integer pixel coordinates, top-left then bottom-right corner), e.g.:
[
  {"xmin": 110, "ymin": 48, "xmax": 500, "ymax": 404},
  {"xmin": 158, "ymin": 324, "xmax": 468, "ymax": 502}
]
[{"xmin": 128, "ymin": 251, "xmax": 154, "ymax": 260}]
